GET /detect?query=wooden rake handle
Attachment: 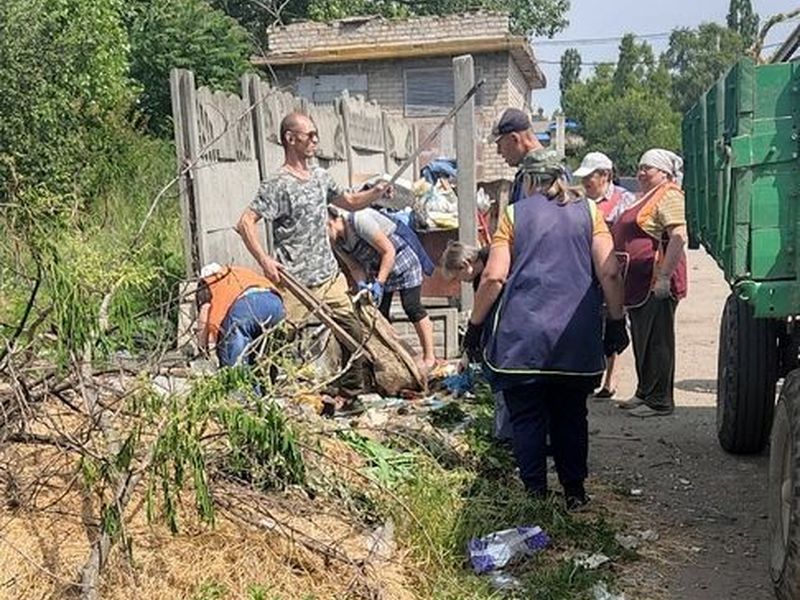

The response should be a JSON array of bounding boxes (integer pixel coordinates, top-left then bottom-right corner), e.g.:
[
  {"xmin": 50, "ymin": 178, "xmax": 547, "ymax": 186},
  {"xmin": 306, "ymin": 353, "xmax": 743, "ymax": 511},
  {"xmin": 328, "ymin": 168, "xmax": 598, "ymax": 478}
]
[{"xmin": 280, "ymin": 270, "xmax": 377, "ymax": 363}]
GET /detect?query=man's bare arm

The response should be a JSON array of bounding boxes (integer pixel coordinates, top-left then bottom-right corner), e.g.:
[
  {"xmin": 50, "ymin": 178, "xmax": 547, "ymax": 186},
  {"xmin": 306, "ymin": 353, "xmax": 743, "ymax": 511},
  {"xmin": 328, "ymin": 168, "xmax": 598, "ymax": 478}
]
[
  {"xmin": 470, "ymin": 245, "xmax": 510, "ymax": 325},
  {"xmin": 333, "ymin": 182, "xmax": 391, "ymax": 211},
  {"xmin": 591, "ymin": 233, "xmax": 624, "ymax": 320},
  {"xmin": 235, "ymin": 208, "xmax": 283, "ymax": 283}
]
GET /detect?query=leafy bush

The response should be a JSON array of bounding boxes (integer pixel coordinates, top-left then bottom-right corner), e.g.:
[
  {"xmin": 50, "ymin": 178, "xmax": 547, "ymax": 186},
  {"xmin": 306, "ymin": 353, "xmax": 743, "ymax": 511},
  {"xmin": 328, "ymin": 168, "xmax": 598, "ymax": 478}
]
[
  {"xmin": 0, "ymin": 0, "xmax": 131, "ymax": 200},
  {"xmin": 125, "ymin": 0, "xmax": 252, "ymax": 136}
]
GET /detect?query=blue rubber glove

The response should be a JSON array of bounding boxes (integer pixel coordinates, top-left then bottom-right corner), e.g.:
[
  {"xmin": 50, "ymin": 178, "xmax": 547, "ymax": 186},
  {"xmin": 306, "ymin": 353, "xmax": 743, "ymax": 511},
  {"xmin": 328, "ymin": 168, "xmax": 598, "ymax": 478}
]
[
  {"xmin": 356, "ymin": 280, "xmax": 370, "ymax": 293},
  {"xmin": 369, "ymin": 281, "xmax": 384, "ymax": 305}
]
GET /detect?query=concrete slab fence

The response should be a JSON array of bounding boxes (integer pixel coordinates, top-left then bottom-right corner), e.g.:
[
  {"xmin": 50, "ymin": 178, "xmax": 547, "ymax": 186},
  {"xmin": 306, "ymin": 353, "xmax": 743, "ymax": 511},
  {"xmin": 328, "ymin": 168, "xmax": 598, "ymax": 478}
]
[{"xmin": 169, "ymin": 67, "xmax": 471, "ymax": 357}]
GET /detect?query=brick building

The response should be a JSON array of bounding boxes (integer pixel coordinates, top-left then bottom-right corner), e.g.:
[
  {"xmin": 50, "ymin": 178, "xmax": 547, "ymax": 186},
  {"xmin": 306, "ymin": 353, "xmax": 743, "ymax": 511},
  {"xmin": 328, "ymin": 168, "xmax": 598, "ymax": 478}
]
[{"xmin": 253, "ymin": 11, "xmax": 546, "ymax": 183}]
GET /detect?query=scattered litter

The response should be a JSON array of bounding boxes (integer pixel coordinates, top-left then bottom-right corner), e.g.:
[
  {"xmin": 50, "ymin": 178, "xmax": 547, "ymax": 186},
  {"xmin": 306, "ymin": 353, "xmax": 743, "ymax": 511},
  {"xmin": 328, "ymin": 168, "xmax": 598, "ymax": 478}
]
[
  {"xmin": 572, "ymin": 552, "xmax": 611, "ymax": 569},
  {"xmin": 591, "ymin": 581, "xmax": 626, "ymax": 600},
  {"xmin": 476, "ymin": 187, "xmax": 492, "ymax": 213},
  {"xmin": 487, "ymin": 571, "xmax": 522, "ymax": 591},
  {"xmin": 637, "ymin": 529, "xmax": 659, "ymax": 542},
  {"xmin": 259, "ymin": 517, "xmax": 277, "ymax": 530},
  {"xmin": 293, "ymin": 392, "xmax": 325, "ymax": 414},
  {"xmin": 420, "ymin": 157, "xmax": 456, "ymax": 185},
  {"xmin": 416, "ymin": 179, "xmax": 459, "ymax": 229},
  {"xmin": 358, "ymin": 393, "xmax": 385, "ymax": 406},
  {"xmin": 429, "ymin": 361, "xmax": 457, "ymax": 380},
  {"xmin": 365, "ymin": 520, "xmax": 395, "ymax": 562},
  {"xmin": 614, "ymin": 533, "xmax": 640, "ymax": 551},
  {"xmin": 678, "ymin": 477, "xmax": 692, "ymax": 486},
  {"xmin": 362, "ymin": 408, "xmax": 389, "ymax": 428},
  {"xmin": 468, "ymin": 526, "xmax": 550, "ymax": 574},
  {"xmin": 615, "ymin": 528, "xmax": 659, "ymax": 551},
  {"xmin": 442, "ymin": 370, "xmax": 474, "ymax": 396},
  {"xmin": 629, "ymin": 488, "xmax": 643, "ymax": 497},
  {"xmin": 357, "ymin": 393, "xmax": 407, "ymax": 412},
  {"xmin": 422, "ymin": 397, "xmax": 447, "ymax": 410}
]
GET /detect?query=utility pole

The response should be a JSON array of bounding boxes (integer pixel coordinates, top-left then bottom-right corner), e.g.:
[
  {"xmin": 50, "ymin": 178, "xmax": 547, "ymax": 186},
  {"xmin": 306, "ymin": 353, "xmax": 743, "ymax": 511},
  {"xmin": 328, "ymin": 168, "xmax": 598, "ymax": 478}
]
[
  {"xmin": 453, "ymin": 54, "xmax": 477, "ymax": 312},
  {"xmin": 555, "ymin": 114, "xmax": 566, "ymax": 159}
]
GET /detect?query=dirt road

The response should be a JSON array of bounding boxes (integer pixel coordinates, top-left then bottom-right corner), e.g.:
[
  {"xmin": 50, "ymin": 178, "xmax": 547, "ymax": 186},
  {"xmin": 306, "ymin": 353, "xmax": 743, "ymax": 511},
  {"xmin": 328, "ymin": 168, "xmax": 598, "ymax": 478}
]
[{"xmin": 589, "ymin": 249, "xmax": 774, "ymax": 600}]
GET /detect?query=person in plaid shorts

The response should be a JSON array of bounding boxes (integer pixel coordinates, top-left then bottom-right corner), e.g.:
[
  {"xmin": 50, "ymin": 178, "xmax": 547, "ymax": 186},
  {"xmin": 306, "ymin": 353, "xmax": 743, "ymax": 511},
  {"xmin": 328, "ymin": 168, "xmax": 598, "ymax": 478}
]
[{"xmin": 327, "ymin": 206, "xmax": 437, "ymax": 372}]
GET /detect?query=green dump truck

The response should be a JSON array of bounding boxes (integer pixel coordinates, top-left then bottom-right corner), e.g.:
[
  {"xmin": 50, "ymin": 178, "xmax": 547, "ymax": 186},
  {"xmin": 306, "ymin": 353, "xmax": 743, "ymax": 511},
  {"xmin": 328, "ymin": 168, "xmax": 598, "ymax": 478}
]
[{"xmin": 683, "ymin": 56, "xmax": 799, "ymax": 599}]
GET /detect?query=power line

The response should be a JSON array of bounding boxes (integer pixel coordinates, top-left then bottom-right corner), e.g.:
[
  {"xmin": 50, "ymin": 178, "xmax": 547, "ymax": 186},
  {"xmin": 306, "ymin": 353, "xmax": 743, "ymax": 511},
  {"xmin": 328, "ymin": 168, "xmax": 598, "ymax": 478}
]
[
  {"xmin": 531, "ymin": 16, "xmax": 800, "ymax": 49},
  {"xmin": 532, "ymin": 32, "xmax": 672, "ymax": 46}
]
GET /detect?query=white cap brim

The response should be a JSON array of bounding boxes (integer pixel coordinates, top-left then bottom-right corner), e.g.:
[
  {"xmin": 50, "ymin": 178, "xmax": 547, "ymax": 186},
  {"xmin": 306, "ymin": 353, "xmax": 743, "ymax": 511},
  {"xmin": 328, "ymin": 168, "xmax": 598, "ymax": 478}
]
[
  {"xmin": 200, "ymin": 262, "xmax": 223, "ymax": 278},
  {"xmin": 573, "ymin": 166, "xmax": 595, "ymax": 178}
]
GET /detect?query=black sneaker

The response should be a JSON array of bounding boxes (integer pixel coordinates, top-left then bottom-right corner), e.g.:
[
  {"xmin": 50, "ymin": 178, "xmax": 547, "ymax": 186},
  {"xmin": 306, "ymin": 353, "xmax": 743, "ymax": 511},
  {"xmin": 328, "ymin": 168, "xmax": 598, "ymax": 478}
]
[
  {"xmin": 565, "ymin": 492, "xmax": 590, "ymax": 511},
  {"xmin": 563, "ymin": 482, "xmax": 590, "ymax": 511}
]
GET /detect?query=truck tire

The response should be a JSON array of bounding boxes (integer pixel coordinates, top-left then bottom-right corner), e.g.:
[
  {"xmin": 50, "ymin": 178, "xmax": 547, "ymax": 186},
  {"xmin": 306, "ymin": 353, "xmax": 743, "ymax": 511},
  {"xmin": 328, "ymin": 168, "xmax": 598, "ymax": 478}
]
[
  {"xmin": 769, "ymin": 370, "xmax": 800, "ymax": 600},
  {"xmin": 716, "ymin": 294, "xmax": 778, "ymax": 454}
]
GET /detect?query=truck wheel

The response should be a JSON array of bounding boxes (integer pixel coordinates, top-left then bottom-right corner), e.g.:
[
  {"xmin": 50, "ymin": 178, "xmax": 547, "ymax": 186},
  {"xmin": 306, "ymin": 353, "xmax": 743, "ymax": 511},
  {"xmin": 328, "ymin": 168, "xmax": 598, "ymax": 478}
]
[
  {"xmin": 717, "ymin": 294, "xmax": 778, "ymax": 454},
  {"xmin": 769, "ymin": 370, "xmax": 800, "ymax": 600}
]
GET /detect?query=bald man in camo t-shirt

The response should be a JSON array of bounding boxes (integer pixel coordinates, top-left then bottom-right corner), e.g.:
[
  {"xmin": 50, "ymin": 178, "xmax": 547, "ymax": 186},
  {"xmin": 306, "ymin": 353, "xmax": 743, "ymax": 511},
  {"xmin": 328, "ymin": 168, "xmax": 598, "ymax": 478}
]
[{"xmin": 237, "ymin": 112, "xmax": 390, "ymax": 397}]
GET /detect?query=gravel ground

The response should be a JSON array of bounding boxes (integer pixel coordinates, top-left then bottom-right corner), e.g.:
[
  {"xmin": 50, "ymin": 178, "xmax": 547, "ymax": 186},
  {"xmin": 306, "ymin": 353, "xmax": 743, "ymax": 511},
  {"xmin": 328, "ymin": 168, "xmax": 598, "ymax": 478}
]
[{"xmin": 588, "ymin": 249, "xmax": 774, "ymax": 600}]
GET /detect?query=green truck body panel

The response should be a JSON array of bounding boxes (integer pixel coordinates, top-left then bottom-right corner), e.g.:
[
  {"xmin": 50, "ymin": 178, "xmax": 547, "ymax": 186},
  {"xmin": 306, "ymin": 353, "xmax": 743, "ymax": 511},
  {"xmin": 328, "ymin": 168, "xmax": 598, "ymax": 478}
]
[{"xmin": 683, "ymin": 58, "xmax": 800, "ymax": 318}]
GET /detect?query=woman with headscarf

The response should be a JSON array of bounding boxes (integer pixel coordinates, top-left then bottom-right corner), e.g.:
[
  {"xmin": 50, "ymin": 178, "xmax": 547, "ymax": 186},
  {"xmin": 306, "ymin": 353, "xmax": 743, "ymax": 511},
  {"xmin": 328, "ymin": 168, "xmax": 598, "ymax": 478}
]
[
  {"xmin": 574, "ymin": 151, "xmax": 637, "ymax": 399},
  {"xmin": 613, "ymin": 149, "xmax": 687, "ymax": 418},
  {"xmin": 462, "ymin": 148, "xmax": 628, "ymax": 509}
]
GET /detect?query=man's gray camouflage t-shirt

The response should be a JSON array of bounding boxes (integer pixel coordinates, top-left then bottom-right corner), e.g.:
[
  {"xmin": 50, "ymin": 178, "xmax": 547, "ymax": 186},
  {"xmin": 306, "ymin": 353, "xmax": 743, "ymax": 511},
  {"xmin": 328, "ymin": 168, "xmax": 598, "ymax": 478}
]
[{"xmin": 250, "ymin": 166, "xmax": 344, "ymax": 287}]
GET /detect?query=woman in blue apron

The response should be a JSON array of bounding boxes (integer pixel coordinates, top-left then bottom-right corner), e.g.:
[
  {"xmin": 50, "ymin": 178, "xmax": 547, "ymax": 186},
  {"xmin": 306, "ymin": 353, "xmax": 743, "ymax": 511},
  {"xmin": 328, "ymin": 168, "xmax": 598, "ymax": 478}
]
[{"xmin": 462, "ymin": 148, "xmax": 628, "ymax": 509}]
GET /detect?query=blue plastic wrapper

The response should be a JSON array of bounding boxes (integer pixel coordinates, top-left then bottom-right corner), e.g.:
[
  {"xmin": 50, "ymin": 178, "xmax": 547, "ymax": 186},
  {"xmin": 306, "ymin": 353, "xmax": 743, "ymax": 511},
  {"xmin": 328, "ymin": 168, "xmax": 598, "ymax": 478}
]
[
  {"xmin": 442, "ymin": 370, "xmax": 474, "ymax": 396},
  {"xmin": 468, "ymin": 526, "xmax": 550, "ymax": 574}
]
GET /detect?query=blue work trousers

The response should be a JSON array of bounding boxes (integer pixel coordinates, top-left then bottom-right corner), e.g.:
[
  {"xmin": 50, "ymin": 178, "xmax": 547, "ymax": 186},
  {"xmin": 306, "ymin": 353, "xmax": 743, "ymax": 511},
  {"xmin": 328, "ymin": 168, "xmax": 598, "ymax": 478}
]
[
  {"xmin": 503, "ymin": 378, "xmax": 594, "ymax": 495},
  {"xmin": 216, "ymin": 290, "xmax": 284, "ymax": 367}
]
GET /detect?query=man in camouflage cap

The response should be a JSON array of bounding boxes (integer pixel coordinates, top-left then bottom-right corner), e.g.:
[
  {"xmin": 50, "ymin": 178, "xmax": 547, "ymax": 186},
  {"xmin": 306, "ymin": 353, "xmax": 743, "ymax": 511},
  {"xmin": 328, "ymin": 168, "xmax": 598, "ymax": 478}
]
[{"xmin": 488, "ymin": 108, "xmax": 553, "ymax": 205}]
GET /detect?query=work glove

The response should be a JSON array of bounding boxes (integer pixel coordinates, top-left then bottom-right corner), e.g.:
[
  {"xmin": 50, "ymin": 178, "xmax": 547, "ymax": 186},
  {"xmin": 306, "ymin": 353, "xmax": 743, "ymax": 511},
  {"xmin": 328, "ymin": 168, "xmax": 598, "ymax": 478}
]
[
  {"xmin": 461, "ymin": 321, "xmax": 484, "ymax": 364},
  {"xmin": 652, "ymin": 273, "xmax": 671, "ymax": 299},
  {"xmin": 603, "ymin": 318, "xmax": 629, "ymax": 357},
  {"xmin": 368, "ymin": 280, "xmax": 384, "ymax": 305}
]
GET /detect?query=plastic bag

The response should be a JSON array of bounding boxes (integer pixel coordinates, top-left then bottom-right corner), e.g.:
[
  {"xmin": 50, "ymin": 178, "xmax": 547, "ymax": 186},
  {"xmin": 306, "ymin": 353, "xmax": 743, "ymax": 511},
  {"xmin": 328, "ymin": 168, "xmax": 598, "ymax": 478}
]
[
  {"xmin": 468, "ymin": 526, "xmax": 550, "ymax": 574},
  {"xmin": 476, "ymin": 187, "xmax": 492, "ymax": 213}
]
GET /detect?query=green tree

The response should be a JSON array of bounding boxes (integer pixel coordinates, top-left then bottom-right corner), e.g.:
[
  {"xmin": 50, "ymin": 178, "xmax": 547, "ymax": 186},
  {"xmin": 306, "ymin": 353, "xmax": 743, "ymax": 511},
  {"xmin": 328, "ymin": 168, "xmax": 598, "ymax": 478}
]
[
  {"xmin": 0, "ymin": 0, "xmax": 131, "ymax": 200},
  {"xmin": 664, "ymin": 23, "xmax": 747, "ymax": 111},
  {"xmin": 559, "ymin": 48, "xmax": 582, "ymax": 105},
  {"xmin": 612, "ymin": 33, "xmax": 655, "ymax": 93},
  {"xmin": 125, "ymin": 0, "xmax": 252, "ymax": 136},
  {"xmin": 213, "ymin": 0, "xmax": 569, "ymax": 39},
  {"xmin": 564, "ymin": 39, "xmax": 681, "ymax": 174},
  {"xmin": 727, "ymin": 0, "xmax": 759, "ymax": 46}
]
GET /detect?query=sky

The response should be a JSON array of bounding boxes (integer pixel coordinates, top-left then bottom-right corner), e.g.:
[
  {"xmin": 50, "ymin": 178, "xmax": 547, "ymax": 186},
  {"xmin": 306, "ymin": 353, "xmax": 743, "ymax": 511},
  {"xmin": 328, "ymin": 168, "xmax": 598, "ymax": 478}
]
[{"xmin": 531, "ymin": 0, "xmax": 800, "ymax": 114}]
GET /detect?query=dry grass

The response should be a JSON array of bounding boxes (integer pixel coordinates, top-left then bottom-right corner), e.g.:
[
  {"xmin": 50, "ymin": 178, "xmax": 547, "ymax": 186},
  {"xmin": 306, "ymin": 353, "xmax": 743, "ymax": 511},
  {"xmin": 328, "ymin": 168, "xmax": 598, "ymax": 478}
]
[
  {"xmin": 0, "ymin": 398, "xmax": 416, "ymax": 600},
  {"xmin": 0, "ymin": 391, "xmax": 692, "ymax": 600}
]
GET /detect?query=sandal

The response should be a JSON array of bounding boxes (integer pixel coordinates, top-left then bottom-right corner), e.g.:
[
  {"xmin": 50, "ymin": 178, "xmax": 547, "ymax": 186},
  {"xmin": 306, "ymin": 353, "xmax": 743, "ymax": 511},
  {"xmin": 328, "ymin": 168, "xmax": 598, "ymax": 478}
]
[{"xmin": 594, "ymin": 387, "xmax": 616, "ymax": 399}]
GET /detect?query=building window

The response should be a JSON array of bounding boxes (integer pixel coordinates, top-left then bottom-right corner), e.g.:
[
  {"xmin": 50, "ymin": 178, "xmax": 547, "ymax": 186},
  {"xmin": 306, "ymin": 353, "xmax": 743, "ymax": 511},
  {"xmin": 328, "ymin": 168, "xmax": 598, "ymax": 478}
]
[
  {"xmin": 296, "ymin": 74, "xmax": 368, "ymax": 104},
  {"xmin": 404, "ymin": 68, "xmax": 454, "ymax": 117},
  {"xmin": 404, "ymin": 67, "xmax": 484, "ymax": 117}
]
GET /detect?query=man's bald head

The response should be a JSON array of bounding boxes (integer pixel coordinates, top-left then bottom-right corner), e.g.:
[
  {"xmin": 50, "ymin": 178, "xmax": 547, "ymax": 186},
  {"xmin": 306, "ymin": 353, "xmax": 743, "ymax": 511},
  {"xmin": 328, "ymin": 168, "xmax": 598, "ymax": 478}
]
[{"xmin": 279, "ymin": 112, "xmax": 314, "ymax": 148}]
